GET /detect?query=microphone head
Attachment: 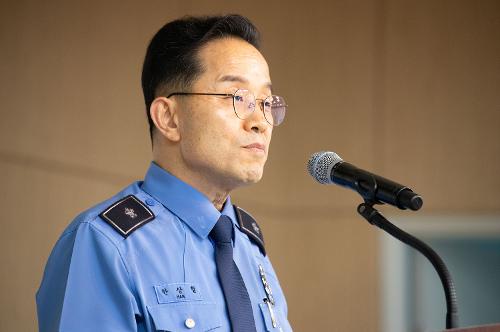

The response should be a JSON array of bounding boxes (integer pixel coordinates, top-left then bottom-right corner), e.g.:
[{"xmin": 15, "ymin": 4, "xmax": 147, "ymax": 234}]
[{"xmin": 307, "ymin": 151, "xmax": 343, "ymax": 184}]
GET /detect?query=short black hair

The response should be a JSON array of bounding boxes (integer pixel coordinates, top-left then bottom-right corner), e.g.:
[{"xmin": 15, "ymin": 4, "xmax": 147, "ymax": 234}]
[{"xmin": 141, "ymin": 14, "xmax": 261, "ymax": 140}]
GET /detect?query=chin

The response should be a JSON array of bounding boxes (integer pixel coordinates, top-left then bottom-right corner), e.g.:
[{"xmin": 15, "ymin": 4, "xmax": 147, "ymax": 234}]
[
  {"xmin": 223, "ymin": 168, "xmax": 262, "ymax": 188},
  {"xmin": 240, "ymin": 168, "xmax": 264, "ymax": 185}
]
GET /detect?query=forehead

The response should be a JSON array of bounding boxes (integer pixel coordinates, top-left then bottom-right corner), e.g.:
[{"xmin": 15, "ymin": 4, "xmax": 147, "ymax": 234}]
[{"xmin": 195, "ymin": 37, "xmax": 271, "ymax": 91}]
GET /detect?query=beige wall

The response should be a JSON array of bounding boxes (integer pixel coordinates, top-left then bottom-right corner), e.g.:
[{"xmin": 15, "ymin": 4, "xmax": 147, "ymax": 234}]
[{"xmin": 1, "ymin": 0, "xmax": 499, "ymax": 331}]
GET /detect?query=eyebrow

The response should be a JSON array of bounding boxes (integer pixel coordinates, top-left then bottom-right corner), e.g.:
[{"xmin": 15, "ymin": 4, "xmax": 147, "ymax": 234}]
[{"xmin": 217, "ymin": 75, "xmax": 273, "ymax": 93}]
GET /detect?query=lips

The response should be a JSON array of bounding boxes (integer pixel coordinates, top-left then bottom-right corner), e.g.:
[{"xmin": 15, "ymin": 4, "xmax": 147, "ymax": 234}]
[{"xmin": 243, "ymin": 143, "xmax": 266, "ymax": 152}]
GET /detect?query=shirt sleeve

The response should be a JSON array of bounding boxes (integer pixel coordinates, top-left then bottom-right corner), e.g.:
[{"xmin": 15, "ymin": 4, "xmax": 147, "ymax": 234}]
[{"xmin": 36, "ymin": 221, "xmax": 140, "ymax": 332}]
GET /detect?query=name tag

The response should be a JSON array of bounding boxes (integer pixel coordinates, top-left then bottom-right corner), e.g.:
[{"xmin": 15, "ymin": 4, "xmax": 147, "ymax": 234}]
[{"xmin": 154, "ymin": 283, "xmax": 203, "ymax": 304}]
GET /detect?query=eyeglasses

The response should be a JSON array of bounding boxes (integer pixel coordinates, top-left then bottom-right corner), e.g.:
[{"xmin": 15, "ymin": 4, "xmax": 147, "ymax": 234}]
[{"xmin": 167, "ymin": 89, "xmax": 287, "ymax": 126}]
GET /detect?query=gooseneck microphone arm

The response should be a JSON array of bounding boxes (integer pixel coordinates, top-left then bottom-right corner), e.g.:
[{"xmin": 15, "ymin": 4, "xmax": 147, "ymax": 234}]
[
  {"xmin": 307, "ymin": 151, "xmax": 459, "ymax": 329},
  {"xmin": 352, "ymin": 165, "xmax": 459, "ymax": 329},
  {"xmin": 357, "ymin": 202, "xmax": 459, "ymax": 329}
]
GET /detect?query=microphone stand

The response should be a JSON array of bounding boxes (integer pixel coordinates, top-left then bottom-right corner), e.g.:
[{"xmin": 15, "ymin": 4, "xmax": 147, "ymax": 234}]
[{"xmin": 357, "ymin": 202, "xmax": 459, "ymax": 329}]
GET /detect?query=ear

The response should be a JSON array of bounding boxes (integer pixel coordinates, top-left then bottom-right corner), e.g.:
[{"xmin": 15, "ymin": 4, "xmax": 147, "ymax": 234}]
[{"xmin": 149, "ymin": 97, "xmax": 180, "ymax": 142}]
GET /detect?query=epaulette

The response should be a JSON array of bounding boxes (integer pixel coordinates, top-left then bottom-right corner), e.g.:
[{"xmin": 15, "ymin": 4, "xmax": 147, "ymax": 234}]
[
  {"xmin": 234, "ymin": 205, "xmax": 266, "ymax": 256},
  {"xmin": 99, "ymin": 195, "xmax": 155, "ymax": 238}
]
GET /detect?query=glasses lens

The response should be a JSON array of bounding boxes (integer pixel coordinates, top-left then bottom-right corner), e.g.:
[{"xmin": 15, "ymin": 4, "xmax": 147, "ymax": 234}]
[
  {"xmin": 233, "ymin": 89, "xmax": 254, "ymax": 120},
  {"xmin": 265, "ymin": 95, "xmax": 286, "ymax": 126}
]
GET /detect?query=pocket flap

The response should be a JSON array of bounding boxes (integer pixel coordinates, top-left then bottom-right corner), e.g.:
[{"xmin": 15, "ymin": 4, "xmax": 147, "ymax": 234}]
[{"xmin": 147, "ymin": 302, "xmax": 222, "ymax": 331}]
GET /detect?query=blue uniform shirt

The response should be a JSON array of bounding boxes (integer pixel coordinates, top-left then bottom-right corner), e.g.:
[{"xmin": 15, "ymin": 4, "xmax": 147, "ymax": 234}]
[{"xmin": 37, "ymin": 162, "xmax": 292, "ymax": 332}]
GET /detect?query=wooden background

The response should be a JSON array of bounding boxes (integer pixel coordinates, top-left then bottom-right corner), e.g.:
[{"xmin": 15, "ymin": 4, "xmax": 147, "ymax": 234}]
[{"xmin": 0, "ymin": 0, "xmax": 499, "ymax": 330}]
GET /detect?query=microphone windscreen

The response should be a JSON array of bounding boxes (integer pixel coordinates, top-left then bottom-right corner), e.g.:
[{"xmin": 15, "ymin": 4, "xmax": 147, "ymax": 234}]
[{"xmin": 307, "ymin": 151, "xmax": 343, "ymax": 184}]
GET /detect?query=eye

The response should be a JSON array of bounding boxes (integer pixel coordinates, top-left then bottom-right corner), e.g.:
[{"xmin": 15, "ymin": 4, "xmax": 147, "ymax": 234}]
[{"xmin": 234, "ymin": 95, "xmax": 244, "ymax": 103}]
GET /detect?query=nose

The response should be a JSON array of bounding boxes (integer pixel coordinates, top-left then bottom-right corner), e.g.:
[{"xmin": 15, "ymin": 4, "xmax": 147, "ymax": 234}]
[{"xmin": 243, "ymin": 100, "xmax": 269, "ymax": 133}]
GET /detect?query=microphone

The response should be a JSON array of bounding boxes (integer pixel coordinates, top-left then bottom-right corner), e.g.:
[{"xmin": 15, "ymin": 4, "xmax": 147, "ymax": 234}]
[{"xmin": 307, "ymin": 151, "xmax": 423, "ymax": 211}]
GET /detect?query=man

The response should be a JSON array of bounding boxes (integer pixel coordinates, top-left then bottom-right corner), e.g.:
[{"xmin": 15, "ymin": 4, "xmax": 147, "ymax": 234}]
[{"xmin": 37, "ymin": 14, "xmax": 291, "ymax": 332}]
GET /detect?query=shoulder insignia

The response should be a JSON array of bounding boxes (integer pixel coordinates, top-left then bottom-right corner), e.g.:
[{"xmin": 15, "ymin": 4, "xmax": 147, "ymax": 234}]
[
  {"xmin": 99, "ymin": 195, "xmax": 155, "ymax": 238},
  {"xmin": 234, "ymin": 205, "xmax": 266, "ymax": 256}
]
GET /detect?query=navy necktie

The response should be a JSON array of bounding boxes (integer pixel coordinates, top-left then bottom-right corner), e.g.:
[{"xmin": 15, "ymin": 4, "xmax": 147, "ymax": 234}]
[{"xmin": 210, "ymin": 215, "xmax": 257, "ymax": 332}]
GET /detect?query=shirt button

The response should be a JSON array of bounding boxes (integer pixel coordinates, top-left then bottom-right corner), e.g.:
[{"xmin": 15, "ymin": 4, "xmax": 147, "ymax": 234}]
[
  {"xmin": 145, "ymin": 198, "xmax": 155, "ymax": 206},
  {"xmin": 185, "ymin": 318, "xmax": 196, "ymax": 329}
]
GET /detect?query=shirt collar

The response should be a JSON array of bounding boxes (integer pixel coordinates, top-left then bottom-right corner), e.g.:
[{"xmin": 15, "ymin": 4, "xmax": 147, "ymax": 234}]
[{"xmin": 141, "ymin": 162, "xmax": 238, "ymax": 238}]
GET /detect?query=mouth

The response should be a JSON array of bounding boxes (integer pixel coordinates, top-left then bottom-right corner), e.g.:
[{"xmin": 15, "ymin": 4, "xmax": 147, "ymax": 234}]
[{"xmin": 242, "ymin": 143, "xmax": 266, "ymax": 153}]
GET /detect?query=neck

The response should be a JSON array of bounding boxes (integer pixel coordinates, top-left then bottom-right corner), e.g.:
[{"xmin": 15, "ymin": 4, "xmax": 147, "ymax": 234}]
[
  {"xmin": 212, "ymin": 192, "xmax": 228, "ymax": 211},
  {"xmin": 153, "ymin": 156, "xmax": 231, "ymax": 211}
]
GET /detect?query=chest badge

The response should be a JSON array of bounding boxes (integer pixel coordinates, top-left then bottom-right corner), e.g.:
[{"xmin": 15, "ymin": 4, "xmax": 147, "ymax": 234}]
[
  {"xmin": 259, "ymin": 265, "xmax": 275, "ymax": 305},
  {"xmin": 259, "ymin": 264, "xmax": 278, "ymax": 328}
]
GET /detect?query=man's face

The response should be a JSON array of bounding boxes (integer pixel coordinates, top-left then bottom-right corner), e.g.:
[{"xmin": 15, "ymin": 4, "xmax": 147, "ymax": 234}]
[{"xmin": 175, "ymin": 37, "xmax": 273, "ymax": 191}]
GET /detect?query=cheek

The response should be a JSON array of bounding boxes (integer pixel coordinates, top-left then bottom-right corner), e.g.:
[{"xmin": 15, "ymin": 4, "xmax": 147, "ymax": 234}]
[
  {"xmin": 180, "ymin": 119, "xmax": 236, "ymax": 160},
  {"xmin": 266, "ymin": 128, "xmax": 273, "ymax": 145},
  {"xmin": 199, "ymin": 114, "xmax": 241, "ymax": 149},
  {"xmin": 178, "ymin": 102, "xmax": 246, "ymax": 160}
]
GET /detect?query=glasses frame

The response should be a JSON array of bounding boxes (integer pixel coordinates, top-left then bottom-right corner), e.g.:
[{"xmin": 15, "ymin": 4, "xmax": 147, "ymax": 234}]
[{"xmin": 166, "ymin": 89, "xmax": 286, "ymax": 126}]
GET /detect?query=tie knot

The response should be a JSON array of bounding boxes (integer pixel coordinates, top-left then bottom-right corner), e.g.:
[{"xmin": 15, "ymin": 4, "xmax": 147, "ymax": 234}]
[{"xmin": 209, "ymin": 215, "xmax": 233, "ymax": 244}]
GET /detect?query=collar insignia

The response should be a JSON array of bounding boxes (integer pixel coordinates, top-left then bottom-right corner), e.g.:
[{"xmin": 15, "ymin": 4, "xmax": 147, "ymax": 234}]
[{"xmin": 234, "ymin": 205, "xmax": 266, "ymax": 256}]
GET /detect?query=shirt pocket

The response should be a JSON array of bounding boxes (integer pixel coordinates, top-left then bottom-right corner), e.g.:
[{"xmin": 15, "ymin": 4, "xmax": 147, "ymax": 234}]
[
  {"xmin": 259, "ymin": 302, "xmax": 293, "ymax": 332},
  {"xmin": 147, "ymin": 302, "xmax": 222, "ymax": 332}
]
